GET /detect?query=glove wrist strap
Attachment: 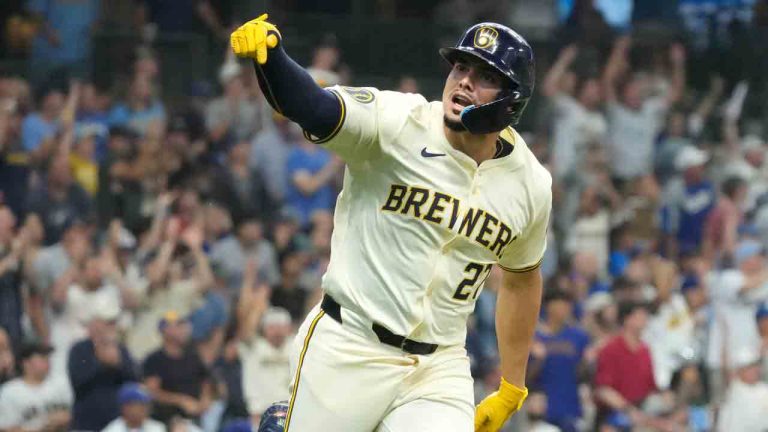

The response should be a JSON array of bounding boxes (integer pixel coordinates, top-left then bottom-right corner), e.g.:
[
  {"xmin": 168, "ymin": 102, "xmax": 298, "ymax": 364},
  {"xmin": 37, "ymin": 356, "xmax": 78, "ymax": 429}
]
[{"xmin": 498, "ymin": 377, "xmax": 528, "ymax": 411}]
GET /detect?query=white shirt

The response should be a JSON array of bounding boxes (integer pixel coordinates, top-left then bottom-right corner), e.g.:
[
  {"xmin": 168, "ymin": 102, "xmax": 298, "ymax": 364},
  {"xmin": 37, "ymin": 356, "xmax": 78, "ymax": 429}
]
[
  {"xmin": 607, "ymin": 97, "xmax": 668, "ymax": 180},
  {"xmin": 102, "ymin": 417, "xmax": 167, "ymax": 432},
  {"xmin": 717, "ymin": 379, "xmax": 768, "ymax": 432},
  {"xmin": 0, "ymin": 376, "xmax": 73, "ymax": 430},
  {"xmin": 50, "ymin": 282, "xmax": 121, "ymax": 377},
  {"xmin": 308, "ymin": 87, "xmax": 551, "ymax": 345},
  {"xmin": 550, "ymin": 95, "xmax": 607, "ymax": 180},
  {"xmin": 706, "ymin": 269, "xmax": 766, "ymax": 369},
  {"xmin": 240, "ymin": 337, "xmax": 292, "ymax": 415},
  {"xmin": 644, "ymin": 294, "xmax": 696, "ymax": 389}
]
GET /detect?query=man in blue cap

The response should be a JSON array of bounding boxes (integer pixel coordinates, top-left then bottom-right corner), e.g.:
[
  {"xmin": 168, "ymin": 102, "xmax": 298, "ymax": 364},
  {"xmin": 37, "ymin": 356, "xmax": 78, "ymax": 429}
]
[{"xmin": 103, "ymin": 382, "xmax": 165, "ymax": 432}]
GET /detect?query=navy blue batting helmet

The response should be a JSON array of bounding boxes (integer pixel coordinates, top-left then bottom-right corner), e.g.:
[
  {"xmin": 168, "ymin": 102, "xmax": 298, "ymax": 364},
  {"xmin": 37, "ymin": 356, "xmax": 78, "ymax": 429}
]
[
  {"xmin": 257, "ymin": 400, "xmax": 289, "ymax": 432},
  {"xmin": 439, "ymin": 22, "xmax": 535, "ymax": 134}
]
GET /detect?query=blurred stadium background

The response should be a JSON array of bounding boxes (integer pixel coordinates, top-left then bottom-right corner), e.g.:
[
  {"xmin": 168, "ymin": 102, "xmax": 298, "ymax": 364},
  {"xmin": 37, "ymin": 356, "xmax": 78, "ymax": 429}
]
[{"xmin": 1, "ymin": 0, "xmax": 768, "ymax": 431}]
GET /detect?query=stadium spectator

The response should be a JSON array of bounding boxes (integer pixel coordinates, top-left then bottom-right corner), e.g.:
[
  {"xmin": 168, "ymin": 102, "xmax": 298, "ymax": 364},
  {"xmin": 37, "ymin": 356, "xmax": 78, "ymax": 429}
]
[
  {"xmin": 717, "ymin": 345, "xmax": 768, "ymax": 431},
  {"xmin": 210, "ymin": 140, "xmax": 273, "ymax": 225},
  {"xmin": 143, "ymin": 311, "xmax": 213, "ymax": 425},
  {"xmin": 524, "ymin": 391, "xmax": 561, "ymax": 432},
  {"xmin": 306, "ymin": 40, "xmax": 341, "ymax": 87},
  {"xmin": 212, "ymin": 324, "xmax": 249, "ymax": 426},
  {"xmin": 644, "ymin": 273, "xmax": 706, "ymax": 390},
  {"xmin": 206, "ymin": 60, "xmax": 263, "ymax": 149},
  {"xmin": 396, "ymin": 76, "xmax": 420, "ymax": 94},
  {"xmin": 210, "ymin": 217, "xmax": 280, "ymax": 294},
  {"xmin": 249, "ymin": 114, "xmax": 302, "ymax": 203},
  {"xmin": 661, "ymin": 145, "xmax": 716, "ymax": 259},
  {"xmin": 0, "ymin": 205, "xmax": 25, "ymax": 347},
  {"xmin": 702, "ymin": 176, "xmax": 748, "ymax": 263},
  {"xmin": 75, "ymin": 82, "xmax": 111, "ymax": 162},
  {"xmin": 238, "ymin": 262, "xmax": 292, "ymax": 422},
  {"xmin": 49, "ymin": 251, "xmax": 127, "ymax": 375},
  {"xmin": 68, "ymin": 299, "xmax": 138, "ymax": 431},
  {"xmin": 0, "ymin": 343, "xmax": 72, "ymax": 432},
  {"xmin": 108, "ymin": 75, "xmax": 166, "ymax": 137},
  {"xmin": 103, "ymin": 382, "xmax": 166, "ymax": 432},
  {"xmin": 602, "ymin": 37, "xmax": 685, "ymax": 184},
  {"xmin": 594, "ymin": 301, "xmax": 675, "ymax": 430},
  {"xmin": 27, "ymin": 219, "xmax": 88, "ymax": 344},
  {"xmin": 25, "ymin": 154, "xmax": 92, "ymax": 245},
  {"xmin": 528, "ymin": 290, "xmax": 589, "ymax": 432},
  {"xmin": 284, "ymin": 139, "xmax": 343, "ymax": 228},
  {"xmin": 21, "ymin": 86, "xmax": 62, "ymax": 156},
  {"xmin": 705, "ymin": 239, "xmax": 768, "ymax": 401},
  {"xmin": 26, "ymin": 0, "xmax": 100, "ymax": 84},
  {"xmin": 542, "ymin": 44, "xmax": 606, "ymax": 182},
  {"xmin": 269, "ymin": 246, "xmax": 313, "ymax": 322},
  {"xmin": 125, "ymin": 219, "xmax": 212, "ymax": 360},
  {"xmin": 0, "ymin": 327, "xmax": 15, "ymax": 384}
]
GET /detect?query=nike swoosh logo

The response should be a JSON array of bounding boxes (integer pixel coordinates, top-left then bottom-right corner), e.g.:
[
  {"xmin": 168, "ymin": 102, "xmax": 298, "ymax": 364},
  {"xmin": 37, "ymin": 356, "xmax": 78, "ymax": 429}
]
[{"xmin": 421, "ymin": 147, "xmax": 446, "ymax": 158}]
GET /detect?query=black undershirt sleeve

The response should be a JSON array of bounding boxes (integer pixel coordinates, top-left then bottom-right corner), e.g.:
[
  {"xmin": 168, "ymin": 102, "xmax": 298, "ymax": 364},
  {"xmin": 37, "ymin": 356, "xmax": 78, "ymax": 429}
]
[{"xmin": 253, "ymin": 45, "xmax": 342, "ymax": 141}]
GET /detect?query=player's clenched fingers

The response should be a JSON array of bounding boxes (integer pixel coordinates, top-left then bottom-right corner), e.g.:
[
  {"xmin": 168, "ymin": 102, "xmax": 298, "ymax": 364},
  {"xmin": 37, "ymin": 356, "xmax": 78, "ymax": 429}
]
[{"xmin": 256, "ymin": 42, "xmax": 268, "ymax": 65}]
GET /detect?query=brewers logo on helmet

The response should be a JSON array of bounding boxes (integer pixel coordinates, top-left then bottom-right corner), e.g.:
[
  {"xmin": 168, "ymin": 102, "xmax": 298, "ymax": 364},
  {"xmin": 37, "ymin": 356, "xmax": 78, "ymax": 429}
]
[{"xmin": 439, "ymin": 22, "xmax": 535, "ymax": 133}]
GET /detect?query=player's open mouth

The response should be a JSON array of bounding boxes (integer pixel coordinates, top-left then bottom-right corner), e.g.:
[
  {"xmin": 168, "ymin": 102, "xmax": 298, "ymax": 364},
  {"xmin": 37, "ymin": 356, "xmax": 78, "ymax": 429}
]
[{"xmin": 452, "ymin": 94, "xmax": 473, "ymax": 108}]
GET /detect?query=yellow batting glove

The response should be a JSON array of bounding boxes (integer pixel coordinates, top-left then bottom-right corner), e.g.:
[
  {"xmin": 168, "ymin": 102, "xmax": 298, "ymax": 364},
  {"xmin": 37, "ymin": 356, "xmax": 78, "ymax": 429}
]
[
  {"xmin": 230, "ymin": 13, "xmax": 281, "ymax": 65},
  {"xmin": 474, "ymin": 378, "xmax": 528, "ymax": 432}
]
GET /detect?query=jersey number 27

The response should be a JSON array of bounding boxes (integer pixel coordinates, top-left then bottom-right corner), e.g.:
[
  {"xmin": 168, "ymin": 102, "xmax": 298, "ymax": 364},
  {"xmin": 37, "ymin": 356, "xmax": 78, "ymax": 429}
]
[{"xmin": 452, "ymin": 263, "xmax": 493, "ymax": 301}]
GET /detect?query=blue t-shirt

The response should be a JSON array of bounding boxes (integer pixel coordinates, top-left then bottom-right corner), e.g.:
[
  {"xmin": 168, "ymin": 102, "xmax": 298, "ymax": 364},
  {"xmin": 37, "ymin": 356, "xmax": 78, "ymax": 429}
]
[
  {"xmin": 28, "ymin": 0, "xmax": 100, "ymax": 63},
  {"xmin": 76, "ymin": 110, "xmax": 111, "ymax": 162},
  {"xmin": 108, "ymin": 100, "xmax": 166, "ymax": 136},
  {"xmin": 532, "ymin": 326, "xmax": 590, "ymax": 424},
  {"xmin": 662, "ymin": 180, "xmax": 716, "ymax": 253},
  {"xmin": 21, "ymin": 113, "xmax": 58, "ymax": 152},
  {"xmin": 284, "ymin": 146, "xmax": 335, "ymax": 226}
]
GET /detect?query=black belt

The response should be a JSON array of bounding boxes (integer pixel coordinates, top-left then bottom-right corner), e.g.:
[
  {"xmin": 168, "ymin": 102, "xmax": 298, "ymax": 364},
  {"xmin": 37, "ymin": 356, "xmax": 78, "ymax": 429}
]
[{"xmin": 321, "ymin": 294, "xmax": 438, "ymax": 355}]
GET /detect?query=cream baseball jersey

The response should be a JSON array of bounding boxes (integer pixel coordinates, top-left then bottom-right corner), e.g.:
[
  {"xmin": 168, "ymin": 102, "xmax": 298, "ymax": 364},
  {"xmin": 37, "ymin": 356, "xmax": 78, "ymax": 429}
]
[{"xmin": 306, "ymin": 86, "xmax": 551, "ymax": 346}]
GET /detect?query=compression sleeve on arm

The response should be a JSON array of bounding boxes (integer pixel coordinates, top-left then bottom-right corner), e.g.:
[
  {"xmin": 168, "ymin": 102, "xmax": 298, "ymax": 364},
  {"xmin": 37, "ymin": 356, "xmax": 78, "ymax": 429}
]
[{"xmin": 253, "ymin": 45, "xmax": 342, "ymax": 140}]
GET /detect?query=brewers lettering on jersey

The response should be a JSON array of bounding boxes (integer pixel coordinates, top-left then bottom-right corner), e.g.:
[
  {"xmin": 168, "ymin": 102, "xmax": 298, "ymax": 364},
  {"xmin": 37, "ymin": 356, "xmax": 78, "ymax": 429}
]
[{"xmin": 231, "ymin": 14, "xmax": 550, "ymax": 432}]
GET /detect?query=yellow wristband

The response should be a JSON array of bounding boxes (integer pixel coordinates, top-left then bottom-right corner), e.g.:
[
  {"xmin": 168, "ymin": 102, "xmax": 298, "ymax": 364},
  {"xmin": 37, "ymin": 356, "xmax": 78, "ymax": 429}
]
[{"xmin": 498, "ymin": 377, "xmax": 529, "ymax": 411}]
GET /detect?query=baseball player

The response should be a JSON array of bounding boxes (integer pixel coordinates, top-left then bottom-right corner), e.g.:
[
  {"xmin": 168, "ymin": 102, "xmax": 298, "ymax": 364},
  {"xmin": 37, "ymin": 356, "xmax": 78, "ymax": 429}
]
[{"xmin": 231, "ymin": 14, "xmax": 551, "ymax": 432}]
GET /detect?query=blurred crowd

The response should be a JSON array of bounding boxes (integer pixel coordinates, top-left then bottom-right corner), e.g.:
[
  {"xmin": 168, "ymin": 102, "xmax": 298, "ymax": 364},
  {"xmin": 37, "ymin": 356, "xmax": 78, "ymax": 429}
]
[{"xmin": 1, "ymin": 1, "xmax": 768, "ymax": 432}]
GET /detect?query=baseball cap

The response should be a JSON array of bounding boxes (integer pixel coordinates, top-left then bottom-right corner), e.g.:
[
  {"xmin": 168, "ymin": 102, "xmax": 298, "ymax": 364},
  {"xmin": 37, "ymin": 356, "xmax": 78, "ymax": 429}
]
[
  {"xmin": 219, "ymin": 60, "xmax": 243, "ymax": 85},
  {"xmin": 117, "ymin": 382, "xmax": 151, "ymax": 405},
  {"xmin": 262, "ymin": 307, "xmax": 292, "ymax": 328},
  {"xmin": 732, "ymin": 345, "xmax": 761, "ymax": 370},
  {"xmin": 158, "ymin": 310, "xmax": 189, "ymax": 330},
  {"xmin": 680, "ymin": 274, "xmax": 701, "ymax": 294},
  {"xmin": 675, "ymin": 145, "xmax": 709, "ymax": 171},
  {"xmin": 584, "ymin": 292, "xmax": 613, "ymax": 313},
  {"xmin": 734, "ymin": 239, "xmax": 763, "ymax": 266},
  {"xmin": 84, "ymin": 297, "xmax": 121, "ymax": 323},
  {"xmin": 19, "ymin": 342, "xmax": 54, "ymax": 360}
]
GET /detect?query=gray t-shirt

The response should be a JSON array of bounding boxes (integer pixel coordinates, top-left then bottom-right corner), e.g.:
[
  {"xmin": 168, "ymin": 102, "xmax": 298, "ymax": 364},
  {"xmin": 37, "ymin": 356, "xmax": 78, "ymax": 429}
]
[
  {"xmin": 249, "ymin": 127, "xmax": 296, "ymax": 201},
  {"xmin": 607, "ymin": 97, "xmax": 668, "ymax": 179},
  {"xmin": 209, "ymin": 236, "xmax": 280, "ymax": 293},
  {"xmin": 31, "ymin": 244, "xmax": 70, "ymax": 295}
]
